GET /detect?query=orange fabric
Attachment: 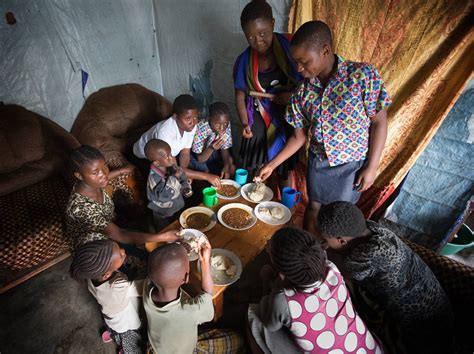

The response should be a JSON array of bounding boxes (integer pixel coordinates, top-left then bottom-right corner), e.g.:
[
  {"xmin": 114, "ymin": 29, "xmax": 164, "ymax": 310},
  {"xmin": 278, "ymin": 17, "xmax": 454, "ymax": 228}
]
[{"xmin": 288, "ymin": 0, "xmax": 474, "ymax": 216}]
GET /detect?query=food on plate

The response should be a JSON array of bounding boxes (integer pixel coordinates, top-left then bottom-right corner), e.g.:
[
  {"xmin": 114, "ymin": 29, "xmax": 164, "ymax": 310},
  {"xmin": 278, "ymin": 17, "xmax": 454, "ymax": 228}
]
[
  {"xmin": 218, "ymin": 184, "xmax": 239, "ymax": 197},
  {"xmin": 270, "ymin": 206, "xmax": 285, "ymax": 220},
  {"xmin": 248, "ymin": 183, "xmax": 266, "ymax": 202},
  {"xmin": 211, "ymin": 254, "xmax": 236, "ymax": 276},
  {"xmin": 222, "ymin": 208, "xmax": 252, "ymax": 229},
  {"xmin": 186, "ymin": 212, "xmax": 211, "ymax": 230},
  {"xmin": 178, "ymin": 230, "xmax": 204, "ymax": 256},
  {"xmin": 259, "ymin": 205, "xmax": 285, "ymax": 220},
  {"xmin": 182, "ymin": 238, "xmax": 199, "ymax": 256},
  {"xmin": 259, "ymin": 206, "xmax": 272, "ymax": 217}
]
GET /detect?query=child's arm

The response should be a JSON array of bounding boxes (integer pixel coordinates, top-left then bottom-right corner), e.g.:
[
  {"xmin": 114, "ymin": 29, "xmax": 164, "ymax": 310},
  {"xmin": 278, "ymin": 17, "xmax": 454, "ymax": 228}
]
[
  {"xmin": 149, "ymin": 173, "xmax": 176, "ymax": 203},
  {"xmin": 108, "ymin": 164, "xmax": 135, "ymax": 180},
  {"xmin": 176, "ymin": 169, "xmax": 193, "ymax": 197},
  {"xmin": 198, "ymin": 238, "xmax": 214, "ymax": 294},
  {"xmin": 235, "ymin": 89, "xmax": 253, "ymax": 138},
  {"xmin": 256, "ymin": 290, "xmax": 291, "ymax": 332},
  {"xmin": 355, "ymin": 109, "xmax": 388, "ymax": 192},
  {"xmin": 180, "ymin": 148, "xmax": 222, "ymax": 188},
  {"xmin": 258, "ymin": 127, "xmax": 306, "ymax": 181},
  {"xmin": 220, "ymin": 149, "xmax": 235, "ymax": 179},
  {"xmin": 196, "ymin": 137, "xmax": 225, "ymax": 163}
]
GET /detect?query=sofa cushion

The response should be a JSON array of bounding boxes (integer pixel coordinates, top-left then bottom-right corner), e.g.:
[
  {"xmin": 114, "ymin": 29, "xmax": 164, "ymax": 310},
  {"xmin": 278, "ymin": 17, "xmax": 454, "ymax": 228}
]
[{"xmin": 0, "ymin": 108, "xmax": 46, "ymax": 174}]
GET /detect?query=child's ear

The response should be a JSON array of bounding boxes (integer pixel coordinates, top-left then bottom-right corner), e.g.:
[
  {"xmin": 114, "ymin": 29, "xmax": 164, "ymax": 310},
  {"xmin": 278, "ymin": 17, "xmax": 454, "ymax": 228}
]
[
  {"xmin": 337, "ymin": 237, "xmax": 348, "ymax": 246},
  {"xmin": 152, "ymin": 160, "xmax": 160, "ymax": 167},
  {"xmin": 322, "ymin": 44, "xmax": 331, "ymax": 57},
  {"xmin": 101, "ymin": 271, "xmax": 112, "ymax": 281},
  {"xmin": 74, "ymin": 171, "xmax": 83, "ymax": 181}
]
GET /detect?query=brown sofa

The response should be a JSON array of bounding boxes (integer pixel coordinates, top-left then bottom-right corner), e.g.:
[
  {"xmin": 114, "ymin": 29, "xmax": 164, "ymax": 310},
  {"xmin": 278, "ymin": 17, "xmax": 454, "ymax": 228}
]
[
  {"xmin": 71, "ymin": 83, "xmax": 173, "ymax": 215},
  {"xmin": 0, "ymin": 104, "xmax": 80, "ymax": 293}
]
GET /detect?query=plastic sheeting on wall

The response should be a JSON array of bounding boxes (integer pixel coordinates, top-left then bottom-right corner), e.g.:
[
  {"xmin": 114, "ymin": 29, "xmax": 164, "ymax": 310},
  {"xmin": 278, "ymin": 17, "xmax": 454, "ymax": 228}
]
[
  {"xmin": 0, "ymin": 0, "xmax": 163, "ymax": 130},
  {"xmin": 385, "ymin": 81, "xmax": 474, "ymax": 245}
]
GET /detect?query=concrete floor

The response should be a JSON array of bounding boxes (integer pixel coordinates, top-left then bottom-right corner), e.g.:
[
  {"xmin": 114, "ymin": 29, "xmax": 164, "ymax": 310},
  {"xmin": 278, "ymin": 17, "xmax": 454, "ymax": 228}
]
[
  {"xmin": 1, "ymin": 220, "xmax": 472, "ymax": 354},
  {"xmin": 0, "ymin": 257, "xmax": 116, "ymax": 354}
]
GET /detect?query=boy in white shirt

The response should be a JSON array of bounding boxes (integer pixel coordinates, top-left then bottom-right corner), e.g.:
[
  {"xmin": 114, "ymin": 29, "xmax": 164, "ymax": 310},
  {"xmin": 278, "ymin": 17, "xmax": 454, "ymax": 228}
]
[{"xmin": 133, "ymin": 94, "xmax": 221, "ymax": 188}]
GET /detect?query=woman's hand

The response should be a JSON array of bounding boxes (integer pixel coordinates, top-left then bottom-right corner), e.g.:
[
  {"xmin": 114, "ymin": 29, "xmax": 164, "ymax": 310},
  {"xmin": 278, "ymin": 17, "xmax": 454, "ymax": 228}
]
[
  {"xmin": 156, "ymin": 229, "xmax": 181, "ymax": 243},
  {"xmin": 242, "ymin": 125, "xmax": 253, "ymax": 139}
]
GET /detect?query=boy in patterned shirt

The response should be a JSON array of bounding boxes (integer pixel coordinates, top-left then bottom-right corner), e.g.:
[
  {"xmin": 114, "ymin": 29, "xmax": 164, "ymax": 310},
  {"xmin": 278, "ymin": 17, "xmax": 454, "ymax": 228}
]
[
  {"xmin": 258, "ymin": 20, "xmax": 391, "ymax": 234},
  {"xmin": 190, "ymin": 102, "xmax": 236, "ymax": 179}
]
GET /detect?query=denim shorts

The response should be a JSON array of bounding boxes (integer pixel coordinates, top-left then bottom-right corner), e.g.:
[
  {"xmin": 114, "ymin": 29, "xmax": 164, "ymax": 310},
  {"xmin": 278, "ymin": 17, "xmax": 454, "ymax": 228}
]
[{"xmin": 307, "ymin": 153, "xmax": 365, "ymax": 204}]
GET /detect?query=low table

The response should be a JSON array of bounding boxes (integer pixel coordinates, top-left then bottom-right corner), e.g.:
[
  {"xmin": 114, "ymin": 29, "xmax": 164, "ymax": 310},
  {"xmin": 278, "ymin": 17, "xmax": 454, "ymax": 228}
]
[{"xmin": 145, "ymin": 196, "xmax": 291, "ymax": 319}]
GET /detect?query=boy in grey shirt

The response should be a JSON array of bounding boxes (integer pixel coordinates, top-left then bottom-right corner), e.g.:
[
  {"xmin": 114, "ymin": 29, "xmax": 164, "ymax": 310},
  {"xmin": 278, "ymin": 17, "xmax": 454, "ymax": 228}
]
[{"xmin": 145, "ymin": 139, "xmax": 192, "ymax": 230}]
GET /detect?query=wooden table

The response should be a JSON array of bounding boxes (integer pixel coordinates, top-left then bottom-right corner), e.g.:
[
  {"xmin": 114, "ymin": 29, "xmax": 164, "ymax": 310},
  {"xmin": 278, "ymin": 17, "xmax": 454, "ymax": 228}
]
[{"xmin": 145, "ymin": 196, "xmax": 291, "ymax": 319}]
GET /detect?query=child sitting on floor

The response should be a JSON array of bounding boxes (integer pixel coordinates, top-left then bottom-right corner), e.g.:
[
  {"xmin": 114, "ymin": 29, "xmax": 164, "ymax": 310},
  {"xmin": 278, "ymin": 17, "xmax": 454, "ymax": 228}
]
[
  {"xmin": 70, "ymin": 239, "xmax": 145, "ymax": 354},
  {"xmin": 248, "ymin": 227, "xmax": 383, "ymax": 354},
  {"xmin": 143, "ymin": 242, "xmax": 243, "ymax": 353},
  {"xmin": 190, "ymin": 102, "xmax": 236, "ymax": 179},
  {"xmin": 144, "ymin": 139, "xmax": 192, "ymax": 231},
  {"xmin": 318, "ymin": 201, "xmax": 454, "ymax": 354}
]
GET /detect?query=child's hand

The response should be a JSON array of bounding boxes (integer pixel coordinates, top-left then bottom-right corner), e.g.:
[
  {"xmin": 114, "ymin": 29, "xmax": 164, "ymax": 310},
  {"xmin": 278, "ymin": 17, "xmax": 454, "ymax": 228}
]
[
  {"xmin": 355, "ymin": 165, "xmax": 377, "ymax": 192},
  {"xmin": 211, "ymin": 136, "xmax": 225, "ymax": 150},
  {"xmin": 198, "ymin": 238, "xmax": 212, "ymax": 263},
  {"xmin": 173, "ymin": 165, "xmax": 183, "ymax": 177},
  {"xmin": 182, "ymin": 187, "xmax": 193, "ymax": 198},
  {"xmin": 256, "ymin": 164, "xmax": 273, "ymax": 182},
  {"xmin": 220, "ymin": 163, "xmax": 235, "ymax": 179},
  {"xmin": 242, "ymin": 125, "xmax": 253, "ymax": 139},
  {"xmin": 271, "ymin": 92, "xmax": 292, "ymax": 105},
  {"xmin": 207, "ymin": 174, "xmax": 222, "ymax": 188},
  {"xmin": 120, "ymin": 164, "xmax": 136, "ymax": 175}
]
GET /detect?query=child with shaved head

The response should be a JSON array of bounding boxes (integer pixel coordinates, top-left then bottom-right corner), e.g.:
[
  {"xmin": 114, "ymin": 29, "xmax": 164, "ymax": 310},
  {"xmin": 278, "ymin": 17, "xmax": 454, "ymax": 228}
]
[
  {"xmin": 144, "ymin": 139, "xmax": 193, "ymax": 231},
  {"xmin": 70, "ymin": 239, "xmax": 145, "ymax": 353},
  {"xmin": 143, "ymin": 241, "xmax": 243, "ymax": 353}
]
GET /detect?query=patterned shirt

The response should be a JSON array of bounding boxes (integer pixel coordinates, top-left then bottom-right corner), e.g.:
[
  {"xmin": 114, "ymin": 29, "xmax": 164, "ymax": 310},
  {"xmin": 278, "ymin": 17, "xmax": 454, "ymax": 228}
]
[
  {"xmin": 65, "ymin": 189, "xmax": 114, "ymax": 252},
  {"xmin": 286, "ymin": 55, "xmax": 391, "ymax": 166},
  {"xmin": 191, "ymin": 119, "xmax": 232, "ymax": 154}
]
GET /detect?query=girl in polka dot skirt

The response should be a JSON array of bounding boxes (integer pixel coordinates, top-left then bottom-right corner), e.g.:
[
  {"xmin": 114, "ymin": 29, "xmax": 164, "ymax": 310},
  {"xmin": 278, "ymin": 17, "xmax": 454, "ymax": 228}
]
[{"xmin": 248, "ymin": 227, "xmax": 384, "ymax": 354}]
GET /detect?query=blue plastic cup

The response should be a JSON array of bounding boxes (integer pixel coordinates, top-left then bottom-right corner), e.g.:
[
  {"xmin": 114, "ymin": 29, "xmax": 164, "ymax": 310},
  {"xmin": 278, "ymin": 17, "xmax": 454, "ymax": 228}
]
[
  {"xmin": 235, "ymin": 169, "xmax": 248, "ymax": 186},
  {"xmin": 281, "ymin": 187, "xmax": 301, "ymax": 209}
]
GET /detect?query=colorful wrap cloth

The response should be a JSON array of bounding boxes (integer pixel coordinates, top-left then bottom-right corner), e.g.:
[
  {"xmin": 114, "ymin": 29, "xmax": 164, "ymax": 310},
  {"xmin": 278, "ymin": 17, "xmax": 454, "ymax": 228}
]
[{"xmin": 233, "ymin": 32, "xmax": 302, "ymax": 160}]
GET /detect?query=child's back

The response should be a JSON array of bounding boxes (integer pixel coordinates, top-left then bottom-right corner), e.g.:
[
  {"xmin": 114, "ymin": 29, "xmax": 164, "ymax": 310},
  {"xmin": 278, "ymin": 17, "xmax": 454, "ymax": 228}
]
[
  {"xmin": 144, "ymin": 243, "xmax": 214, "ymax": 354},
  {"xmin": 249, "ymin": 227, "xmax": 383, "ymax": 353},
  {"xmin": 319, "ymin": 201, "xmax": 454, "ymax": 353},
  {"xmin": 70, "ymin": 240, "xmax": 144, "ymax": 353}
]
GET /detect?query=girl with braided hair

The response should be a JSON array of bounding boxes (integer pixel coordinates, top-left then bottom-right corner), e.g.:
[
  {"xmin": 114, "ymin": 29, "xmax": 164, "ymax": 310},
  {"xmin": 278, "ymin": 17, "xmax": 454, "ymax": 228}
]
[
  {"xmin": 65, "ymin": 145, "xmax": 181, "ymax": 253},
  {"xmin": 247, "ymin": 227, "xmax": 383, "ymax": 353},
  {"xmin": 70, "ymin": 240, "xmax": 145, "ymax": 353}
]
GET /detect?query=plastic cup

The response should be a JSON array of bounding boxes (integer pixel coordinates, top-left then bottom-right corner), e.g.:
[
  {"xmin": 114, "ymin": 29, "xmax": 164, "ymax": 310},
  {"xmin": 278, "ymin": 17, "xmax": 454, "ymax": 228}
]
[
  {"xmin": 281, "ymin": 187, "xmax": 301, "ymax": 209},
  {"xmin": 235, "ymin": 169, "xmax": 248, "ymax": 186},
  {"xmin": 203, "ymin": 187, "xmax": 218, "ymax": 207}
]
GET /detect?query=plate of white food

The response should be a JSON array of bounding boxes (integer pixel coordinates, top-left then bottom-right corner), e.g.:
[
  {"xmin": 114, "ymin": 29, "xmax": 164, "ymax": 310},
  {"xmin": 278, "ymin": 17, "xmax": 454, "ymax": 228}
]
[
  {"xmin": 198, "ymin": 248, "xmax": 242, "ymax": 286},
  {"xmin": 241, "ymin": 182, "xmax": 274, "ymax": 203},
  {"xmin": 254, "ymin": 201, "xmax": 292, "ymax": 225}
]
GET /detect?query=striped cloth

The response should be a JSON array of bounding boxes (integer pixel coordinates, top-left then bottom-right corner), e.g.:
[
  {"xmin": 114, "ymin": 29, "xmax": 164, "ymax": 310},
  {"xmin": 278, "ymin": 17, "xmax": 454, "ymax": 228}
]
[{"xmin": 146, "ymin": 328, "xmax": 244, "ymax": 354}]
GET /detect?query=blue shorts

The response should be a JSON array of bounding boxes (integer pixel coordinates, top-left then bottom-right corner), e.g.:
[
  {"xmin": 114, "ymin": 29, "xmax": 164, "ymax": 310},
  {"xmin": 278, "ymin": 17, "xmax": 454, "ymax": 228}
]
[
  {"xmin": 189, "ymin": 150, "xmax": 223, "ymax": 175},
  {"xmin": 307, "ymin": 152, "xmax": 364, "ymax": 205}
]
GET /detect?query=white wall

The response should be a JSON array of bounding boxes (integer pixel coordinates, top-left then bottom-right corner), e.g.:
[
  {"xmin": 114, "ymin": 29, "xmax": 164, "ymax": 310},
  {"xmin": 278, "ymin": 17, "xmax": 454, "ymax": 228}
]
[{"xmin": 0, "ymin": 0, "xmax": 163, "ymax": 130}]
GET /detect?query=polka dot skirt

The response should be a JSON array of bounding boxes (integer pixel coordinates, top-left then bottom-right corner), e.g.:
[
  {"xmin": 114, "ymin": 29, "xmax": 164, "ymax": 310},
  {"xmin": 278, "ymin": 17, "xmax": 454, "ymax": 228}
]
[{"xmin": 284, "ymin": 261, "xmax": 383, "ymax": 353}]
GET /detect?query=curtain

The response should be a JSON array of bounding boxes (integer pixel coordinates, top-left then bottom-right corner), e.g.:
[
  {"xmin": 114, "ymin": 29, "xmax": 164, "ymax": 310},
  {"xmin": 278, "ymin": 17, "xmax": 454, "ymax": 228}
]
[{"xmin": 288, "ymin": 0, "xmax": 474, "ymax": 217}]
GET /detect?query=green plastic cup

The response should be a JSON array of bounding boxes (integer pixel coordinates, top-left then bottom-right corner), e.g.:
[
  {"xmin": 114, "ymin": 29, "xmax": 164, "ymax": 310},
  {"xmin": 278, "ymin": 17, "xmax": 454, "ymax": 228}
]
[
  {"xmin": 440, "ymin": 224, "xmax": 474, "ymax": 256},
  {"xmin": 203, "ymin": 187, "xmax": 218, "ymax": 207}
]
